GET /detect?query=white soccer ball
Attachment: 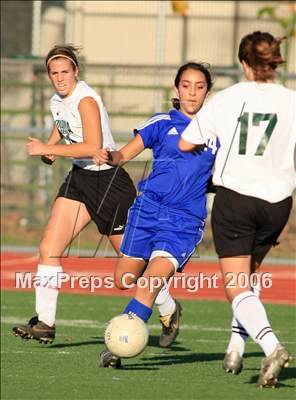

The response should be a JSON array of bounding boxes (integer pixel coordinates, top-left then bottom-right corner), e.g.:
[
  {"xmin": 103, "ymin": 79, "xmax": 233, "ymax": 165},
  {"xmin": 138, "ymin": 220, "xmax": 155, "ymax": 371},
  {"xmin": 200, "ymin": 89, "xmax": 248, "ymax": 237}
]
[{"xmin": 104, "ymin": 313, "xmax": 149, "ymax": 358}]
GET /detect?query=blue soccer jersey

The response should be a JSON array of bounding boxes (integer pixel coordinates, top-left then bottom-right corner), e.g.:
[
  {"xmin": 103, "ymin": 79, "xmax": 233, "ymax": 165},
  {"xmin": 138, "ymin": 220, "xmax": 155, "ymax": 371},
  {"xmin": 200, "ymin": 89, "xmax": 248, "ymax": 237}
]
[
  {"xmin": 135, "ymin": 108, "xmax": 219, "ymax": 220},
  {"xmin": 120, "ymin": 109, "xmax": 219, "ymax": 270}
]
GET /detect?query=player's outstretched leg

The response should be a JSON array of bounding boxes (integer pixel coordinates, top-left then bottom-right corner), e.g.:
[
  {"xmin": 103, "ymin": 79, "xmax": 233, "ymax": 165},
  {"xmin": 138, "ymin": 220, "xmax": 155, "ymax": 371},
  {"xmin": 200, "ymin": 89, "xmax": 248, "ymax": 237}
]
[
  {"xmin": 159, "ymin": 300, "xmax": 182, "ymax": 348},
  {"xmin": 12, "ymin": 316, "xmax": 55, "ymax": 344},
  {"xmin": 257, "ymin": 344, "xmax": 293, "ymax": 388},
  {"xmin": 99, "ymin": 349, "xmax": 122, "ymax": 369}
]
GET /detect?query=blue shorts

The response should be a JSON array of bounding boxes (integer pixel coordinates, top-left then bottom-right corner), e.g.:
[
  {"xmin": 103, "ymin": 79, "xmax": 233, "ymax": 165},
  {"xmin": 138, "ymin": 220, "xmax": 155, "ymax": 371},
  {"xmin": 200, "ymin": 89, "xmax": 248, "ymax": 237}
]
[{"xmin": 120, "ymin": 194, "xmax": 205, "ymax": 272}]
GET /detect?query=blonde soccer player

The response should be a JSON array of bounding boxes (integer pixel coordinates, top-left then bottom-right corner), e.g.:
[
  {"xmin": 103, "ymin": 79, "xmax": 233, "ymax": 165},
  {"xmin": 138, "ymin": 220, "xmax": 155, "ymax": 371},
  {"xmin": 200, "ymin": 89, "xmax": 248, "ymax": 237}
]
[{"xmin": 12, "ymin": 45, "xmax": 177, "ymax": 344}]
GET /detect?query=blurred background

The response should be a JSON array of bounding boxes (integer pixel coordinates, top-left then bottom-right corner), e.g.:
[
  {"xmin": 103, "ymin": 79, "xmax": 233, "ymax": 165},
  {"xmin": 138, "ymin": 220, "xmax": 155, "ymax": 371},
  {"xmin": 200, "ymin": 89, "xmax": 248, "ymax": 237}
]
[{"xmin": 1, "ymin": 0, "xmax": 296, "ymax": 259}]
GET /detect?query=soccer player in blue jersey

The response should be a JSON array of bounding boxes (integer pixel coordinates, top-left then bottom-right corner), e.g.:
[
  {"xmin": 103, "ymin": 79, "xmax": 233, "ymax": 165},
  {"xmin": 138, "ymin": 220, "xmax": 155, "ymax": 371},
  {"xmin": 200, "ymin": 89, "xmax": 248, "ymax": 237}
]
[{"xmin": 93, "ymin": 62, "xmax": 219, "ymax": 368}]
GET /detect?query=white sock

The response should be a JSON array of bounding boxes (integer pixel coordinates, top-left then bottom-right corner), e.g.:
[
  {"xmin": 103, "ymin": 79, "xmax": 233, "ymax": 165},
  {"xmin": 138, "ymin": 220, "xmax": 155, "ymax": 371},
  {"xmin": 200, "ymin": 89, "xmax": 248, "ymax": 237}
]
[
  {"xmin": 155, "ymin": 285, "xmax": 176, "ymax": 316},
  {"xmin": 226, "ymin": 279, "xmax": 261, "ymax": 356},
  {"xmin": 226, "ymin": 317, "xmax": 249, "ymax": 356},
  {"xmin": 232, "ymin": 291, "xmax": 279, "ymax": 356},
  {"xmin": 35, "ymin": 264, "xmax": 63, "ymax": 327}
]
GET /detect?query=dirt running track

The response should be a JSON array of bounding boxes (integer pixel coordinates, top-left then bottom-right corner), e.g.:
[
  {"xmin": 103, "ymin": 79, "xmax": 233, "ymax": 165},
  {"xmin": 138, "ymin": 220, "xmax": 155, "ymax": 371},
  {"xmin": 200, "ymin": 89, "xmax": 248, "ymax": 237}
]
[{"xmin": 1, "ymin": 252, "xmax": 295, "ymax": 305}]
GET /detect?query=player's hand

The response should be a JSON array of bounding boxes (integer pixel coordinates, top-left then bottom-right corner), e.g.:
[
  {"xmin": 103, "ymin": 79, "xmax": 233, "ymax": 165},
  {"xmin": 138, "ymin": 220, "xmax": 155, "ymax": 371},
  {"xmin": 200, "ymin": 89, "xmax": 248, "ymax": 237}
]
[
  {"xmin": 191, "ymin": 144, "xmax": 206, "ymax": 155},
  {"xmin": 93, "ymin": 148, "xmax": 111, "ymax": 165},
  {"xmin": 26, "ymin": 137, "xmax": 48, "ymax": 156}
]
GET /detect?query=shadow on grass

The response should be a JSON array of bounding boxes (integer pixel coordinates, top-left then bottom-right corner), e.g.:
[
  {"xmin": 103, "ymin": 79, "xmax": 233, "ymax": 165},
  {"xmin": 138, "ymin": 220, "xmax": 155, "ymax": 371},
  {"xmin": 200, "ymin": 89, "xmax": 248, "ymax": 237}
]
[
  {"xmin": 148, "ymin": 335, "xmax": 189, "ymax": 351},
  {"xmin": 47, "ymin": 334, "xmax": 295, "ymax": 384},
  {"xmin": 121, "ymin": 350, "xmax": 265, "ymax": 371},
  {"xmin": 49, "ymin": 335, "xmax": 185, "ymax": 350},
  {"xmin": 123, "ymin": 351, "xmax": 226, "ymax": 370},
  {"xmin": 49, "ymin": 336, "xmax": 104, "ymax": 348}
]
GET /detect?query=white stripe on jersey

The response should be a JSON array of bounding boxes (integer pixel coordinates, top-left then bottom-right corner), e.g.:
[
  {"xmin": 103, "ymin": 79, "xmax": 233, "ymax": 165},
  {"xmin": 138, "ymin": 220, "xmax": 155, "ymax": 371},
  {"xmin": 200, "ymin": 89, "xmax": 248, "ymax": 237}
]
[{"xmin": 136, "ymin": 114, "xmax": 171, "ymax": 131}]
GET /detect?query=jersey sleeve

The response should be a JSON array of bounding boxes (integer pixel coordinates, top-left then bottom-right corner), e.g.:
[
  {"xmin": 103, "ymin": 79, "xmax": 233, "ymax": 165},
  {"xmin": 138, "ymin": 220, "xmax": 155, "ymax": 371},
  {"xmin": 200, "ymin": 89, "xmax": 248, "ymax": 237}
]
[
  {"xmin": 182, "ymin": 96, "xmax": 219, "ymax": 144},
  {"xmin": 133, "ymin": 116, "xmax": 163, "ymax": 149}
]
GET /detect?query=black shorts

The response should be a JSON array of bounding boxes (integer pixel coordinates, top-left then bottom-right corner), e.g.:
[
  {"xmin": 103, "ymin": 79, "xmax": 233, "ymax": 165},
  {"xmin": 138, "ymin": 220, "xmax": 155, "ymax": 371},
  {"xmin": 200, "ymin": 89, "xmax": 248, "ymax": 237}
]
[
  {"xmin": 57, "ymin": 165, "xmax": 137, "ymax": 236},
  {"xmin": 211, "ymin": 186, "xmax": 292, "ymax": 258}
]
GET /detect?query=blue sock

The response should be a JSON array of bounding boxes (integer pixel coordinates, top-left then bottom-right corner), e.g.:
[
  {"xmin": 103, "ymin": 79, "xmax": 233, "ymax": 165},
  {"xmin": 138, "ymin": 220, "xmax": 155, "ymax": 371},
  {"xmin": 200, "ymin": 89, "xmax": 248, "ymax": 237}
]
[{"xmin": 123, "ymin": 298, "xmax": 152, "ymax": 323}]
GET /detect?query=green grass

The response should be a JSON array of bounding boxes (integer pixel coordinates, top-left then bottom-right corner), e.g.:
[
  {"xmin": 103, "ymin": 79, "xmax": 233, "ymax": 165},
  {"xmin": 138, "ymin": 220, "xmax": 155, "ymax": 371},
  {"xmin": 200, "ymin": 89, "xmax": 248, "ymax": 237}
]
[{"xmin": 1, "ymin": 290, "xmax": 295, "ymax": 400}]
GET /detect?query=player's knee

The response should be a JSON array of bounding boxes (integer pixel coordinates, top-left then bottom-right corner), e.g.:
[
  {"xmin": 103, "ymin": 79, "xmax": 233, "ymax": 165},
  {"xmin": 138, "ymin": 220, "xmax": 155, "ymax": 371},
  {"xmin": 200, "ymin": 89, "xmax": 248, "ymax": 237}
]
[
  {"xmin": 114, "ymin": 272, "xmax": 137, "ymax": 290},
  {"xmin": 39, "ymin": 238, "xmax": 58, "ymax": 260},
  {"xmin": 39, "ymin": 239, "xmax": 49, "ymax": 258}
]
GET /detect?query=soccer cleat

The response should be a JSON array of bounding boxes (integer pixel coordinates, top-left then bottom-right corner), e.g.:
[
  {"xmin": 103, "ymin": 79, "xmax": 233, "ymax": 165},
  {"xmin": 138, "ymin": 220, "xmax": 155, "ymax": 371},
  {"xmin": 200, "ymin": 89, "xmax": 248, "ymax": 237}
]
[
  {"xmin": 99, "ymin": 349, "xmax": 122, "ymax": 368},
  {"xmin": 12, "ymin": 316, "xmax": 55, "ymax": 344},
  {"xmin": 223, "ymin": 351, "xmax": 243, "ymax": 375},
  {"xmin": 159, "ymin": 300, "xmax": 182, "ymax": 348},
  {"xmin": 257, "ymin": 344, "xmax": 293, "ymax": 388}
]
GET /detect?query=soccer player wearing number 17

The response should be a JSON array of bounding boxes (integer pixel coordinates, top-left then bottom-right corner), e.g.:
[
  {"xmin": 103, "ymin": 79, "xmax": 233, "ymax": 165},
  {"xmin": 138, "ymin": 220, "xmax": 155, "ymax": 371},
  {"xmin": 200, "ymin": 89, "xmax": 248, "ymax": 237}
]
[{"xmin": 179, "ymin": 31, "xmax": 295, "ymax": 388}]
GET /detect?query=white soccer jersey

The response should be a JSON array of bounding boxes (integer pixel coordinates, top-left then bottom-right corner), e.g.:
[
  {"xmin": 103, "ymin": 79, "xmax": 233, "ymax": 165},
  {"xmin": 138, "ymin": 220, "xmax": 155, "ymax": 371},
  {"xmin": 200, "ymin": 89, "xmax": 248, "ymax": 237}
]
[
  {"xmin": 50, "ymin": 80, "xmax": 116, "ymax": 171},
  {"xmin": 182, "ymin": 81, "xmax": 296, "ymax": 202}
]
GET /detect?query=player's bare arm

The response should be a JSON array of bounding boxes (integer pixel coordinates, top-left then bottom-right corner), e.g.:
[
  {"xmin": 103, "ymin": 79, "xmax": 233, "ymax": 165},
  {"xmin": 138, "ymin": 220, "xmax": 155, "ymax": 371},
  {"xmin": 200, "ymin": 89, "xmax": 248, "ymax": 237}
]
[
  {"xmin": 26, "ymin": 96, "xmax": 102, "ymax": 158},
  {"xmin": 93, "ymin": 134, "xmax": 144, "ymax": 166}
]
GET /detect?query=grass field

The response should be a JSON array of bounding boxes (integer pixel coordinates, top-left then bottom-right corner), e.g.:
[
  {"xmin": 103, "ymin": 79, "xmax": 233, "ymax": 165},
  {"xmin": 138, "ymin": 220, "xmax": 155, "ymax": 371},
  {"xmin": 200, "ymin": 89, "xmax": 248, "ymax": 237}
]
[{"xmin": 1, "ymin": 290, "xmax": 295, "ymax": 400}]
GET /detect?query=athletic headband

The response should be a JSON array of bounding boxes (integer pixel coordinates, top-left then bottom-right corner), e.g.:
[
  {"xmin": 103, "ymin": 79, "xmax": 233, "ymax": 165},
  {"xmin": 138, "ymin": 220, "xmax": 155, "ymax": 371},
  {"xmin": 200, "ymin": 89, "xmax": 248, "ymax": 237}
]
[{"xmin": 46, "ymin": 54, "xmax": 78, "ymax": 68}]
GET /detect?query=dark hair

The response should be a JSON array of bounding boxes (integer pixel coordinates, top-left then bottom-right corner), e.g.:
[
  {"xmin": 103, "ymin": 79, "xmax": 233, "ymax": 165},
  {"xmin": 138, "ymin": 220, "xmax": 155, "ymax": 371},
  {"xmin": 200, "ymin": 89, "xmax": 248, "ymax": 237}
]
[
  {"xmin": 45, "ymin": 44, "xmax": 81, "ymax": 73},
  {"xmin": 172, "ymin": 62, "xmax": 213, "ymax": 109},
  {"xmin": 238, "ymin": 31, "xmax": 285, "ymax": 81}
]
